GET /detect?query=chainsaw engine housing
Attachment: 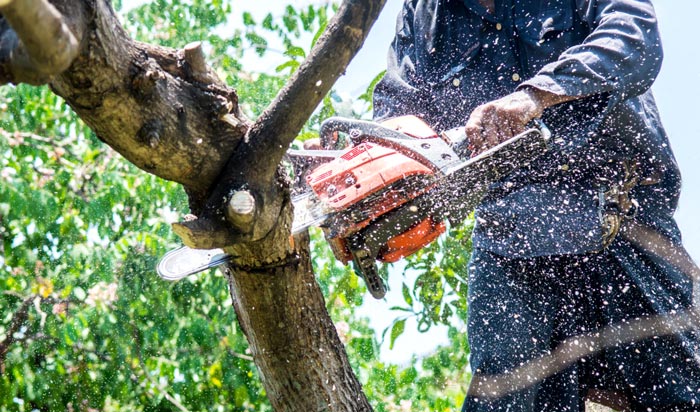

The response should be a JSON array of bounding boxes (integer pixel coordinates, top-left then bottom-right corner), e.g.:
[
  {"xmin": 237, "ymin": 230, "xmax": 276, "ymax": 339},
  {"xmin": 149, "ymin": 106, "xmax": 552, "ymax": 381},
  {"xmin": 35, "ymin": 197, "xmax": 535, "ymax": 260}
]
[{"xmin": 305, "ymin": 116, "xmax": 453, "ymax": 298}]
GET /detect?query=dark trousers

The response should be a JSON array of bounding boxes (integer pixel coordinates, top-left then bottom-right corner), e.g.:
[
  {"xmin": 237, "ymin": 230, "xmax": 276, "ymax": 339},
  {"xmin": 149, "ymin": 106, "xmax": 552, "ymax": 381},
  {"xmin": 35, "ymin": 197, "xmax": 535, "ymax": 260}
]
[{"xmin": 461, "ymin": 241, "xmax": 700, "ymax": 412}]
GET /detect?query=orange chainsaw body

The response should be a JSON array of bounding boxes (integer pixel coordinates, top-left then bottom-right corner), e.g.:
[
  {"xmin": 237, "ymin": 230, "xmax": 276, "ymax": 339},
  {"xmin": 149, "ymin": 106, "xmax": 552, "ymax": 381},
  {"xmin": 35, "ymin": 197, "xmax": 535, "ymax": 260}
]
[{"xmin": 305, "ymin": 116, "xmax": 447, "ymax": 264}]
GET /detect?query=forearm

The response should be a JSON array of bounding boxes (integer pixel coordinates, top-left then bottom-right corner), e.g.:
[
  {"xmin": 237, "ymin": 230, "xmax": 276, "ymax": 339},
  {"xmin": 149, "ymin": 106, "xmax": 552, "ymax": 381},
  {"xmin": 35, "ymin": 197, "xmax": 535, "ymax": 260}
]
[
  {"xmin": 520, "ymin": 0, "xmax": 662, "ymax": 105},
  {"xmin": 521, "ymin": 87, "xmax": 579, "ymax": 112}
]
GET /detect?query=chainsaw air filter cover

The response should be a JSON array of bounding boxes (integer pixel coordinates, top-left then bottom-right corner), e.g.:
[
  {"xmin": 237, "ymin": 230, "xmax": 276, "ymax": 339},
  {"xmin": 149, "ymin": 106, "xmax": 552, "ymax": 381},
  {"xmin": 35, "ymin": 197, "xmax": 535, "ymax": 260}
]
[
  {"xmin": 305, "ymin": 116, "xmax": 447, "ymax": 266},
  {"xmin": 305, "ymin": 142, "xmax": 433, "ymax": 211}
]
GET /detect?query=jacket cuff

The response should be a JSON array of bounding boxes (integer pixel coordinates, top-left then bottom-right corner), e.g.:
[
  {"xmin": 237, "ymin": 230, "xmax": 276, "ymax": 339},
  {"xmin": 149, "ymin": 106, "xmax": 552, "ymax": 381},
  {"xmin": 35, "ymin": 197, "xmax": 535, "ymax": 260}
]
[
  {"xmin": 518, "ymin": 73, "xmax": 621, "ymax": 115},
  {"xmin": 517, "ymin": 73, "xmax": 612, "ymax": 97},
  {"xmin": 517, "ymin": 74, "xmax": 570, "ymax": 96}
]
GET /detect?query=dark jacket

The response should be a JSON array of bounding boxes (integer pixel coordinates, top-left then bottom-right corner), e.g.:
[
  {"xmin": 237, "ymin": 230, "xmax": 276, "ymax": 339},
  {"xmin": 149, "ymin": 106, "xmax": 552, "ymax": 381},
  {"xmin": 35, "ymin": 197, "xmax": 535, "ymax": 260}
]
[
  {"xmin": 373, "ymin": 0, "xmax": 682, "ymax": 258},
  {"xmin": 374, "ymin": 2, "xmax": 700, "ymax": 409}
]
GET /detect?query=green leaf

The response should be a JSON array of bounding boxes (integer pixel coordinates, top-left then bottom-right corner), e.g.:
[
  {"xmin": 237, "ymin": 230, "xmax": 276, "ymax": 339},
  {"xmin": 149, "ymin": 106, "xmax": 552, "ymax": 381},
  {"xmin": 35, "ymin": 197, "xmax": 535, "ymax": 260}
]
[
  {"xmin": 245, "ymin": 32, "xmax": 268, "ymax": 56},
  {"xmin": 440, "ymin": 304, "xmax": 454, "ymax": 323},
  {"xmin": 300, "ymin": 5, "xmax": 315, "ymax": 31},
  {"xmin": 282, "ymin": 6, "xmax": 298, "ymax": 33},
  {"xmin": 64, "ymin": 323, "xmax": 78, "ymax": 346},
  {"xmin": 354, "ymin": 337, "xmax": 375, "ymax": 362},
  {"xmin": 242, "ymin": 11, "xmax": 255, "ymax": 26},
  {"xmin": 262, "ymin": 13, "xmax": 274, "ymax": 30},
  {"xmin": 73, "ymin": 286, "xmax": 86, "ymax": 301},
  {"xmin": 285, "ymin": 46, "xmax": 306, "ymax": 58},
  {"xmin": 389, "ymin": 318, "xmax": 406, "ymax": 350},
  {"xmin": 275, "ymin": 60, "xmax": 300, "ymax": 74},
  {"xmin": 402, "ymin": 282, "xmax": 413, "ymax": 306}
]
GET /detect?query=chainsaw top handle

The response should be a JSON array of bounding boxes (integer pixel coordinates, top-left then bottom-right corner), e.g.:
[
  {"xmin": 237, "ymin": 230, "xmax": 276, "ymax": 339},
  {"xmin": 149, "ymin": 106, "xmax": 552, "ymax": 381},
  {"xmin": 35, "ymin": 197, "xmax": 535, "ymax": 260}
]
[
  {"xmin": 319, "ymin": 117, "xmax": 465, "ymax": 174},
  {"xmin": 320, "ymin": 116, "xmax": 551, "ymax": 160},
  {"xmin": 319, "ymin": 117, "xmax": 416, "ymax": 150}
]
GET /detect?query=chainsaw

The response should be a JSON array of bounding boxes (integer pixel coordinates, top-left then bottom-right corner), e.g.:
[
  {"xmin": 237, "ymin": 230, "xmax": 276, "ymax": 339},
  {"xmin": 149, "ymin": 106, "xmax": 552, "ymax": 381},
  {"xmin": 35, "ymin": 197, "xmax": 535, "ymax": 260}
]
[{"xmin": 157, "ymin": 115, "xmax": 551, "ymax": 298}]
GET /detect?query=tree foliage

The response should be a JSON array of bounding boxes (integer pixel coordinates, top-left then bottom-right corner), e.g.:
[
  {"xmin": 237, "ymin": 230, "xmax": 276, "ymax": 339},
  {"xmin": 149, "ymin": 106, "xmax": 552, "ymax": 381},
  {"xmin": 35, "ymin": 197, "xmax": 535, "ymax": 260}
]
[{"xmin": 0, "ymin": 1, "xmax": 473, "ymax": 410}]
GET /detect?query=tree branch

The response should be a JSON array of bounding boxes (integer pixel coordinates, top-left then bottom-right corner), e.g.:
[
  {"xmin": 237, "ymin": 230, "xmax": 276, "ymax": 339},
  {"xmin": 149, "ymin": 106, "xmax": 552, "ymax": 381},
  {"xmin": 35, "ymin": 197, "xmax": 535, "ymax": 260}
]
[
  {"xmin": 248, "ymin": 0, "xmax": 388, "ymax": 170},
  {"xmin": 0, "ymin": 0, "xmax": 80, "ymax": 84},
  {"xmin": 179, "ymin": 0, "xmax": 388, "ymax": 249}
]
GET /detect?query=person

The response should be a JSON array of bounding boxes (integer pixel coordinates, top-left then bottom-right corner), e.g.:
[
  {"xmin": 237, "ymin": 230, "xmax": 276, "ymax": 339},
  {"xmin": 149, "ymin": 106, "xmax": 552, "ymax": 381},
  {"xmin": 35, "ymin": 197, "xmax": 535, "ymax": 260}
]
[{"xmin": 373, "ymin": 0, "xmax": 700, "ymax": 411}]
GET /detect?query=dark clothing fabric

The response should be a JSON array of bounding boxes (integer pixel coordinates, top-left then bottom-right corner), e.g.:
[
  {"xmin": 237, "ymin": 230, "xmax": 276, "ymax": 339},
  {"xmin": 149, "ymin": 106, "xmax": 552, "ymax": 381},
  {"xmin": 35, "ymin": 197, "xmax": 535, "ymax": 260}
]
[
  {"xmin": 373, "ymin": 0, "xmax": 681, "ymax": 258},
  {"xmin": 373, "ymin": 0, "xmax": 700, "ymax": 410},
  {"xmin": 465, "ymin": 246, "xmax": 700, "ymax": 411}
]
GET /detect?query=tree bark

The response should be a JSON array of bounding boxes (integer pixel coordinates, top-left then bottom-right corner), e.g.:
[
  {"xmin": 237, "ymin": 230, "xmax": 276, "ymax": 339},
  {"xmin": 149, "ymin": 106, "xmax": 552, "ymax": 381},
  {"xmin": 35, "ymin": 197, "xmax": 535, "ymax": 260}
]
[
  {"xmin": 0, "ymin": 0, "xmax": 81, "ymax": 84},
  {"xmin": 0, "ymin": 0, "xmax": 386, "ymax": 410},
  {"xmin": 226, "ymin": 228, "xmax": 372, "ymax": 411}
]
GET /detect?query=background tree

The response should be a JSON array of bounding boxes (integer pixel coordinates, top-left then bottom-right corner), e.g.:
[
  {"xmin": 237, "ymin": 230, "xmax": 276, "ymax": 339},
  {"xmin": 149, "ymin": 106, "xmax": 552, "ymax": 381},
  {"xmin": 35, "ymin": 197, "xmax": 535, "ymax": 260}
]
[{"xmin": 0, "ymin": 1, "xmax": 473, "ymax": 411}]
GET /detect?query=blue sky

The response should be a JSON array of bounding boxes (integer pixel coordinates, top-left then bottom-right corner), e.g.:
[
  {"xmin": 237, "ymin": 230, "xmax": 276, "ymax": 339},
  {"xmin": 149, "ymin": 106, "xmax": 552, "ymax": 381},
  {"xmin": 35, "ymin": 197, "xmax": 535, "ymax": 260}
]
[{"xmin": 650, "ymin": 1, "xmax": 700, "ymax": 262}]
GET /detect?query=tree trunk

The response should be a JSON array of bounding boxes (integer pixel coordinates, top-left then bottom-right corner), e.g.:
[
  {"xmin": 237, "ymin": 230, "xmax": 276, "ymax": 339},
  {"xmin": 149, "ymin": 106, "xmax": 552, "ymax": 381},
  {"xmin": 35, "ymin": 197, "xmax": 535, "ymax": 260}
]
[
  {"xmin": 0, "ymin": 0, "xmax": 386, "ymax": 410},
  {"xmin": 227, "ymin": 231, "xmax": 371, "ymax": 411}
]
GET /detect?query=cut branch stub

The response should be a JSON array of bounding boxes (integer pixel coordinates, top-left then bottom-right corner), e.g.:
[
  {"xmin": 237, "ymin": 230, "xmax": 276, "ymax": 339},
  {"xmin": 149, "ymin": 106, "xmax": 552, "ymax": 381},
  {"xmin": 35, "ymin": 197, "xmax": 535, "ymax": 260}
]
[
  {"xmin": 0, "ymin": 0, "xmax": 79, "ymax": 84},
  {"xmin": 130, "ymin": 58, "xmax": 165, "ymax": 100},
  {"xmin": 171, "ymin": 217, "xmax": 239, "ymax": 250},
  {"xmin": 172, "ymin": 171, "xmax": 288, "ymax": 250},
  {"xmin": 183, "ymin": 41, "xmax": 223, "ymax": 86},
  {"xmin": 226, "ymin": 190, "xmax": 256, "ymax": 231}
]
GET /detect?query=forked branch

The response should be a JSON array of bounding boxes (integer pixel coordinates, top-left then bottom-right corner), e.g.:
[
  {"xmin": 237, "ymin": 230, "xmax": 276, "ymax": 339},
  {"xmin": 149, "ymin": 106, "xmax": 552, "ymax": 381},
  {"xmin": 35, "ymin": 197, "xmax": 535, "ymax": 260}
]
[{"xmin": 184, "ymin": 0, "xmax": 388, "ymax": 250}]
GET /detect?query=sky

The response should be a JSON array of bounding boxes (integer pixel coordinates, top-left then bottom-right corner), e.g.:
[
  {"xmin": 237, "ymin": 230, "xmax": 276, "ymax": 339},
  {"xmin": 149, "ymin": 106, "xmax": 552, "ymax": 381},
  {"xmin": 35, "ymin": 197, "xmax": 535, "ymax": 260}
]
[
  {"xmin": 121, "ymin": 0, "xmax": 700, "ymax": 364},
  {"xmin": 649, "ymin": 1, "xmax": 700, "ymax": 262}
]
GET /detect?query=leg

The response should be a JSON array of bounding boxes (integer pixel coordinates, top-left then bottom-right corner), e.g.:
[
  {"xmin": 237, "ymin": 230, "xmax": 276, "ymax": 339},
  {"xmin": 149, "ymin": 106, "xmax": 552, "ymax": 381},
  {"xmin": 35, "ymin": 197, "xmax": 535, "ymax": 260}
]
[
  {"xmin": 598, "ymin": 240, "xmax": 700, "ymax": 409},
  {"xmin": 462, "ymin": 250, "xmax": 590, "ymax": 412}
]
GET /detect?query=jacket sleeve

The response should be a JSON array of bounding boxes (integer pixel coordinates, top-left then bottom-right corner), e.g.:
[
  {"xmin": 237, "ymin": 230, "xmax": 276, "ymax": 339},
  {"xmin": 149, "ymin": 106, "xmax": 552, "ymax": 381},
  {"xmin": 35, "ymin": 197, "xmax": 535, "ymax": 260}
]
[
  {"xmin": 372, "ymin": 0, "xmax": 432, "ymax": 121},
  {"xmin": 519, "ymin": 0, "xmax": 663, "ymax": 108}
]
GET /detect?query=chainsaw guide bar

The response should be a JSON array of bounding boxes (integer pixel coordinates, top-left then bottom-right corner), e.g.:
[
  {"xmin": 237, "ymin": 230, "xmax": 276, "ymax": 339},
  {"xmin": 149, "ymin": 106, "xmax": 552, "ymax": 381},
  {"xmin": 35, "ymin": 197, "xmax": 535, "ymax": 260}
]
[{"xmin": 157, "ymin": 247, "xmax": 231, "ymax": 281}]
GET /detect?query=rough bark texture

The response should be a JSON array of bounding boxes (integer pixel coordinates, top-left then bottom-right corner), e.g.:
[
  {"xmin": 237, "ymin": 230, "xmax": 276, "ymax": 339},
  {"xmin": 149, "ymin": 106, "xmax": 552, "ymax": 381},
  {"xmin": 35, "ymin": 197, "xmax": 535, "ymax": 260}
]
[
  {"xmin": 225, "ymin": 201, "xmax": 372, "ymax": 411},
  {"xmin": 0, "ymin": 0, "xmax": 386, "ymax": 411},
  {"xmin": 227, "ymin": 251, "xmax": 371, "ymax": 412},
  {"xmin": 47, "ymin": 0, "xmax": 248, "ymax": 203}
]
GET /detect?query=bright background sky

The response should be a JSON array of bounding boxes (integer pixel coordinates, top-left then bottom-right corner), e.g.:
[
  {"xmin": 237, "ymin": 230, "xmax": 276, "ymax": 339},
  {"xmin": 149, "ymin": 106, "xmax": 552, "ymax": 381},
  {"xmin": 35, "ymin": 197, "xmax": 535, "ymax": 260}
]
[{"xmin": 122, "ymin": 0, "xmax": 700, "ymax": 364}]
